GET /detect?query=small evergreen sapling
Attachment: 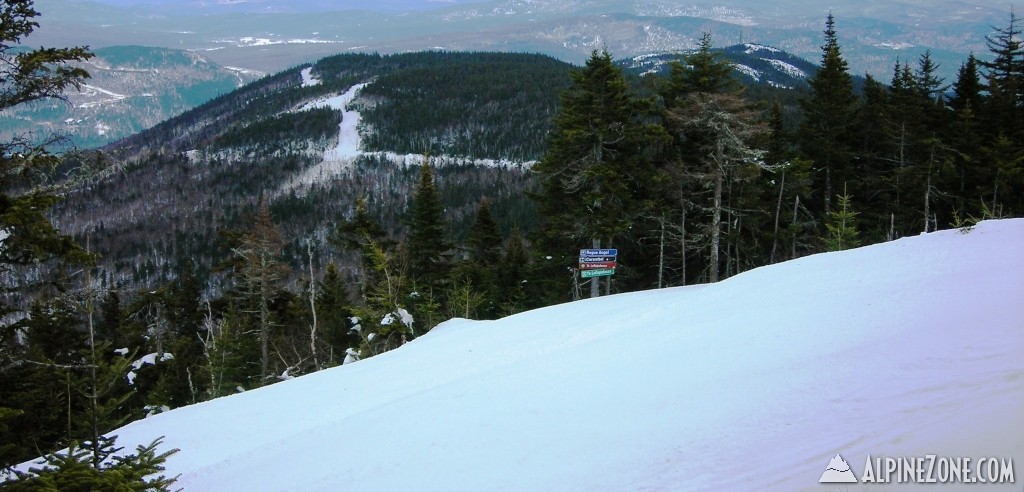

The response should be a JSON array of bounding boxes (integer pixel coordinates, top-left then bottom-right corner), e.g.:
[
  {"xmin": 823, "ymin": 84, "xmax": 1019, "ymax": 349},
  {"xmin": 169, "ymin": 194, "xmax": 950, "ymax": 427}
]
[
  {"xmin": 0, "ymin": 436, "xmax": 178, "ymax": 491},
  {"xmin": 824, "ymin": 189, "xmax": 860, "ymax": 251}
]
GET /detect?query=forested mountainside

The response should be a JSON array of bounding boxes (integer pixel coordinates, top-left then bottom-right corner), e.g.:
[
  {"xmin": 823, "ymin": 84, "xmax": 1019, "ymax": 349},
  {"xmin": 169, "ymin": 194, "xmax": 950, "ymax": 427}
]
[
  {"xmin": 0, "ymin": 46, "xmax": 256, "ymax": 149},
  {"xmin": 56, "ymin": 51, "xmax": 575, "ymax": 289}
]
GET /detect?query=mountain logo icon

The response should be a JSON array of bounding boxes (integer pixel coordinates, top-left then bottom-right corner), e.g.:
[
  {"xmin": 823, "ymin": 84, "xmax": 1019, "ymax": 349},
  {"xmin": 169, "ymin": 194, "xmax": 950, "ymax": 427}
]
[{"xmin": 819, "ymin": 454, "xmax": 859, "ymax": 483}]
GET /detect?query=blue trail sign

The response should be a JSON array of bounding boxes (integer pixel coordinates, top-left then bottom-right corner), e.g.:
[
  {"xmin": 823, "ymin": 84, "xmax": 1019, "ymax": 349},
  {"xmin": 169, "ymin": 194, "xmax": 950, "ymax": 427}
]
[{"xmin": 580, "ymin": 248, "xmax": 618, "ymax": 257}]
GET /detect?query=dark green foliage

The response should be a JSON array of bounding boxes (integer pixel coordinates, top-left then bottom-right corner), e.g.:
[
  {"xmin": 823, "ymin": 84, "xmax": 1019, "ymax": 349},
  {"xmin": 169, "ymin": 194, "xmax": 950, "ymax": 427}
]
[
  {"xmin": 664, "ymin": 33, "xmax": 739, "ymax": 100},
  {"xmin": 532, "ymin": 50, "xmax": 667, "ymax": 299},
  {"xmin": 357, "ymin": 52, "xmax": 572, "ymax": 160},
  {"xmin": 824, "ymin": 191, "xmax": 860, "ymax": 251},
  {"xmin": 0, "ymin": 436, "xmax": 178, "ymax": 491},
  {"xmin": 406, "ymin": 160, "xmax": 451, "ymax": 291},
  {"xmin": 449, "ymin": 198, "xmax": 503, "ymax": 319},
  {"xmin": 317, "ymin": 262, "xmax": 356, "ymax": 364},
  {"xmin": 798, "ymin": 13, "xmax": 857, "ymax": 217}
]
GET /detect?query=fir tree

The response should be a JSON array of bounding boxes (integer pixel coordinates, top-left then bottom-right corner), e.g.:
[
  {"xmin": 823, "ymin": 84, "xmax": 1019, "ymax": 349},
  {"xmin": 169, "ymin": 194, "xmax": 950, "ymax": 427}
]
[
  {"xmin": 0, "ymin": 437, "xmax": 178, "ymax": 491},
  {"xmin": 231, "ymin": 199, "xmax": 289, "ymax": 382},
  {"xmin": 405, "ymin": 158, "xmax": 450, "ymax": 292},
  {"xmin": 948, "ymin": 55, "xmax": 986, "ymax": 216},
  {"xmin": 332, "ymin": 197, "xmax": 391, "ymax": 301},
  {"xmin": 824, "ymin": 188, "xmax": 861, "ymax": 251},
  {"xmin": 532, "ymin": 49, "xmax": 665, "ymax": 298},
  {"xmin": 979, "ymin": 11, "xmax": 1023, "ymax": 139},
  {"xmin": 799, "ymin": 13, "xmax": 857, "ymax": 216},
  {"xmin": 317, "ymin": 262, "xmax": 356, "ymax": 364}
]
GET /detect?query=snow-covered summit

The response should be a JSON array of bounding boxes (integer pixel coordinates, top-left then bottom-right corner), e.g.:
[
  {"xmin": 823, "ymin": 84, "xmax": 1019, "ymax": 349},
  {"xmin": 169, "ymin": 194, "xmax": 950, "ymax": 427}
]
[{"xmin": 33, "ymin": 220, "xmax": 1024, "ymax": 491}]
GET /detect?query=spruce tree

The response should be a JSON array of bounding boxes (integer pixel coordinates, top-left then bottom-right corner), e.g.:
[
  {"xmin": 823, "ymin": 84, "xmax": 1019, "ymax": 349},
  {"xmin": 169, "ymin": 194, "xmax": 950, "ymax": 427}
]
[
  {"xmin": 231, "ymin": 199, "xmax": 288, "ymax": 382},
  {"xmin": 532, "ymin": 49, "xmax": 665, "ymax": 298},
  {"xmin": 799, "ymin": 13, "xmax": 857, "ymax": 216},
  {"xmin": 948, "ymin": 55, "xmax": 986, "ymax": 216},
  {"xmin": 317, "ymin": 262, "xmax": 356, "ymax": 364},
  {"xmin": 979, "ymin": 11, "xmax": 1023, "ymax": 139},
  {"xmin": 406, "ymin": 159, "xmax": 450, "ymax": 292},
  {"xmin": 662, "ymin": 35, "xmax": 767, "ymax": 282},
  {"xmin": 824, "ymin": 189, "xmax": 861, "ymax": 251},
  {"xmin": 332, "ymin": 197, "xmax": 390, "ymax": 301},
  {"xmin": 451, "ymin": 198, "xmax": 503, "ymax": 319}
]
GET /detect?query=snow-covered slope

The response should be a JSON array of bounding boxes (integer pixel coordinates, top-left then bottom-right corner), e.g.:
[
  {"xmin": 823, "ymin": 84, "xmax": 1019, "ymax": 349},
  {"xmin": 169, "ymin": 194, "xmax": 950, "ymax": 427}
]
[{"xmin": 60, "ymin": 221, "xmax": 1024, "ymax": 490}]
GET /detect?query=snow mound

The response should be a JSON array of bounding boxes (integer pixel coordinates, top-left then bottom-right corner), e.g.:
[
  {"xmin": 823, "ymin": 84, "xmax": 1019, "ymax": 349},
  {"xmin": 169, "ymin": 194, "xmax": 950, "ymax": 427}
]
[{"xmin": 44, "ymin": 220, "xmax": 1024, "ymax": 491}]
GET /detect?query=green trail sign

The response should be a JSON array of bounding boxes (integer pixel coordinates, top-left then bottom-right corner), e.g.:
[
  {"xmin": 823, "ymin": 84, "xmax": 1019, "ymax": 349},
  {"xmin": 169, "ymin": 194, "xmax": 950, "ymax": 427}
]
[{"xmin": 581, "ymin": 268, "xmax": 615, "ymax": 278}]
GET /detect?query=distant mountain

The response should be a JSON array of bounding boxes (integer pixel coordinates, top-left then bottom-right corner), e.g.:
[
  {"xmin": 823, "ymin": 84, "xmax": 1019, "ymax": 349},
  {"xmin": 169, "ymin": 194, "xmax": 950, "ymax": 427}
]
[
  {"xmin": 55, "ymin": 51, "xmax": 573, "ymax": 288},
  {"xmin": 620, "ymin": 43, "xmax": 818, "ymax": 90},
  {"xmin": 88, "ymin": 0, "xmax": 492, "ymax": 13},
  {"xmin": 0, "ymin": 46, "xmax": 260, "ymax": 148},
  {"xmin": 33, "ymin": 0, "xmax": 1020, "ymax": 80}
]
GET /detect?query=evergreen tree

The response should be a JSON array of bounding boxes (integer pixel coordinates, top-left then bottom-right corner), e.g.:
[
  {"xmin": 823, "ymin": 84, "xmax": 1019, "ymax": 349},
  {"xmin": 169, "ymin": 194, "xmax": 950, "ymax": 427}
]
[
  {"xmin": 405, "ymin": 158, "xmax": 450, "ymax": 292},
  {"xmin": 497, "ymin": 226, "xmax": 531, "ymax": 315},
  {"xmin": 979, "ymin": 11, "xmax": 1023, "ymax": 139},
  {"xmin": 465, "ymin": 198, "xmax": 502, "ymax": 267},
  {"xmin": 947, "ymin": 55, "xmax": 987, "ymax": 216},
  {"xmin": 824, "ymin": 189, "xmax": 861, "ymax": 251},
  {"xmin": 1, "ymin": 437, "xmax": 178, "ymax": 491},
  {"xmin": 532, "ymin": 49, "xmax": 665, "ymax": 298},
  {"xmin": 799, "ymin": 13, "xmax": 857, "ymax": 216},
  {"xmin": 332, "ymin": 197, "xmax": 391, "ymax": 301},
  {"xmin": 448, "ymin": 198, "xmax": 503, "ymax": 319},
  {"xmin": 317, "ymin": 262, "xmax": 356, "ymax": 364},
  {"xmin": 664, "ymin": 33, "xmax": 738, "ymax": 101},
  {"xmin": 661, "ymin": 35, "xmax": 768, "ymax": 282},
  {"xmin": 231, "ymin": 199, "xmax": 289, "ymax": 382}
]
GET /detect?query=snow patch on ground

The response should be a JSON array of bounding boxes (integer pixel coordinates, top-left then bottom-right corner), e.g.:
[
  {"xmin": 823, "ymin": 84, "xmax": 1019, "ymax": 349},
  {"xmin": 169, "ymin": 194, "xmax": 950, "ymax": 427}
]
[
  {"xmin": 733, "ymin": 63, "xmax": 761, "ymax": 81},
  {"xmin": 300, "ymin": 67, "xmax": 320, "ymax": 87},
  {"xmin": 744, "ymin": 43, "xmax": 781, "ymax": 54},
  {"xmin": 767, "ymin": 59, "xmax": 806, "ymax": 78},
  {"xmin": 276, "ymin": 83, "xmax": 368, "ymax": 194},
  {"xmin": 77, "ymin": 84, "xmax": 127, "ymax": 108},
  {"xmin": 26, "ymin": 219, "xmax": 1022, "ymax": 491}
]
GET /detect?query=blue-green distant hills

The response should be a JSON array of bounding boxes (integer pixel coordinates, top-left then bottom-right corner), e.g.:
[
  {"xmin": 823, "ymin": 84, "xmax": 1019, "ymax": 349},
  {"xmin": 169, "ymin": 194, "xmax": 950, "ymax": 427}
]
[{"xmin": 0, "ymin": 45, "xmax": 259, "ymax": 148}]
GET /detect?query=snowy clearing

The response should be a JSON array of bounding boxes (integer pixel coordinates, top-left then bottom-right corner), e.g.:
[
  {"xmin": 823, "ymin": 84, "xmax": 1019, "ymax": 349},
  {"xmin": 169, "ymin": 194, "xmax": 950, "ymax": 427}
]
[
  {"xmin": 277, "ymin": 83, "xmax": 532, "ymax": 195},
  {"xmin": 20, "ymin": 219, "xmax": 1023, "ymax": 491},
  {"xmin": 767, "ymin": 58, "xmax": 806, "ymax": 78},
  {"xmin": 300, "ymin": 67, "xmax": 320, "ymax": 87}
]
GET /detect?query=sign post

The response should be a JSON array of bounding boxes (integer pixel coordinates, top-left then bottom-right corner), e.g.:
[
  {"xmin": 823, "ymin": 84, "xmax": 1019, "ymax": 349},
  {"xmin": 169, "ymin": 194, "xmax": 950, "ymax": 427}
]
[{"xmin": 579, "ymin": 247, "xmax": 618, "ymax": 297}]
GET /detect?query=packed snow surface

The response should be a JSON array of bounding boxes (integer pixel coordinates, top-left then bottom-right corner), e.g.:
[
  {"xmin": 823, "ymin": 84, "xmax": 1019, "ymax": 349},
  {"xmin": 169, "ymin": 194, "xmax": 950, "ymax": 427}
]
[{"xmin": 54, "ymin": 220, "xmax": 1024, "ymax": 490}]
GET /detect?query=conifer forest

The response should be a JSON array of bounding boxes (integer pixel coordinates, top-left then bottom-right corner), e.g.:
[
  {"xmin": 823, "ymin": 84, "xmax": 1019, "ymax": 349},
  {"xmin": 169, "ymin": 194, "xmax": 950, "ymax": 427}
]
[{"xmin": 1, "ymin": 0, "xmax": 1022, "ymax": 485}]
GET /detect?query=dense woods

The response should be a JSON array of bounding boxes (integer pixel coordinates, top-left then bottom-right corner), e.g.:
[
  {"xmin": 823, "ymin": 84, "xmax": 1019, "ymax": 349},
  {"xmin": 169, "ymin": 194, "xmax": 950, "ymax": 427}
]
[{"xmin": 2, "ymin": 0, "xmax": 1022, "ymax": 484}]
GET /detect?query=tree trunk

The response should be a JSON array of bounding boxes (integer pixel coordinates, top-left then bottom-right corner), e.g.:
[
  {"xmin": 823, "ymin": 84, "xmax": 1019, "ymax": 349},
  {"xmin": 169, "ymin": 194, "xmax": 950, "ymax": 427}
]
[
  {"xmin": 791, "ymin": 195, "xmax": 800, "ymax": 259},
  {"xmin": 590, "ymin": 238, "xmax": 601, "ymax": 298},
  {"xmin": 770, "ymin": 170, "xmax": 786, "ymax": 263},
  {"xmin": 307, "ymin": 244, "xmax": 319, "ymax": 370},
  {"xmin": 710, "ymin": 167, "xmax": 723, "ymax": 283},
  {"xmin": 680, "ymin": 199, "xmax": 687, "ymax": 286},
  {"xmin": 657, "ymin": 215, "xmax": 665, "ymax": 289}
]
